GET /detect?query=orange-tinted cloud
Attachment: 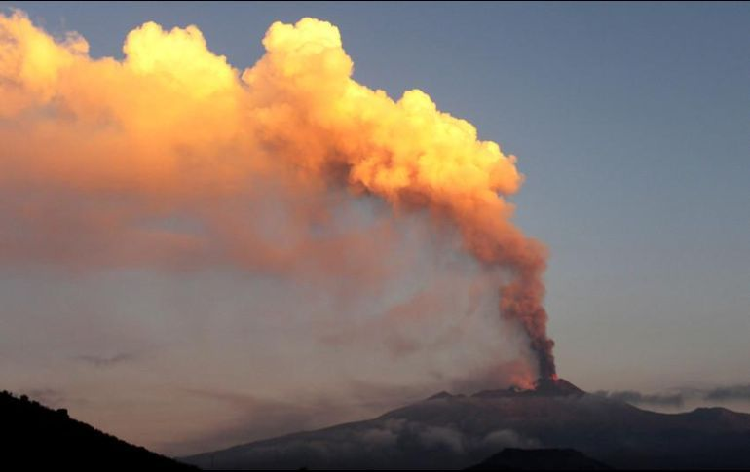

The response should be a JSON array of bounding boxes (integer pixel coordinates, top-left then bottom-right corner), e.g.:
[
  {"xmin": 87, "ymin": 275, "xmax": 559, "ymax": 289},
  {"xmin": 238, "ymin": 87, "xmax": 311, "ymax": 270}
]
[{"xmin": 0, "ymin": 12, "xmax": 553, "ymax": 379}]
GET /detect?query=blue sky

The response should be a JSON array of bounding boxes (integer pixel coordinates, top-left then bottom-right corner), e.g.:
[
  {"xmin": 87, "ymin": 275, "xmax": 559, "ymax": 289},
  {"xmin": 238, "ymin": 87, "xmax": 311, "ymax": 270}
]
[{"xmin": 1, "ymin": 1, "xmax": 749, "ymax": 453}]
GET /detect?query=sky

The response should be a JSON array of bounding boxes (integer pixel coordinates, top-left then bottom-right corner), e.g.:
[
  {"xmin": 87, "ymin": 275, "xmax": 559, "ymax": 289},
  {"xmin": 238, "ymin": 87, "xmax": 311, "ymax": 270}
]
[{"xmin": 1, "ymin": 1, "xmax": 749, "ymax": 456}]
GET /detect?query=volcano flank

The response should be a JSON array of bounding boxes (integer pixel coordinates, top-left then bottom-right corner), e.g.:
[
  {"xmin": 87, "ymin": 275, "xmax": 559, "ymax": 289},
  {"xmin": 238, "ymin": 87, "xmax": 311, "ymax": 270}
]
[{"xmin": 181, "ymin": 378, "xmax": 750, "ymax": 470}]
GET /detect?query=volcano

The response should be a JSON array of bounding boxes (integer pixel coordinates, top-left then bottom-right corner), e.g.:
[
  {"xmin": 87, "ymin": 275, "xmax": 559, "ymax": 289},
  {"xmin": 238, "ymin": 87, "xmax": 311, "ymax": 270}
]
[{"xmin": 180, "ymin": 379, "xmax": 750, "ymax": 470}]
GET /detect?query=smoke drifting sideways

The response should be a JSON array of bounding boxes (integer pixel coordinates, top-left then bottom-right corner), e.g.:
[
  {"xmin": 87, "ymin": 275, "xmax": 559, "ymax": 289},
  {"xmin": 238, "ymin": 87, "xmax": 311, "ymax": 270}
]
[{"xmin": 0, "ymin": 13, "xmax": 554, "ymax": 381}]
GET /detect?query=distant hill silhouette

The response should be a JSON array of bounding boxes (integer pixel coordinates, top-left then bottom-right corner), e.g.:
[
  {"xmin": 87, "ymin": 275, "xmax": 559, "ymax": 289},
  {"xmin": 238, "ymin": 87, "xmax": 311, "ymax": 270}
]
[
  {"xmin": 0, "ymin": 390, "xmax": 194, "ymax": 469},
  {"xmin": 181, "ymin": 378, "xmax": 750, "ymax": 469},
  {"xmin": 466, "ymin": 448, "xmax": 612, "ymax": 470}
]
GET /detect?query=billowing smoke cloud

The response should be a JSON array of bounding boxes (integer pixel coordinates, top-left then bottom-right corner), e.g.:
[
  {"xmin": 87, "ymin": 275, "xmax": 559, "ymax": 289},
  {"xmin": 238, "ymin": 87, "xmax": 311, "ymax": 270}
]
[{"xmin": 0, "ymin": 12, "xmax": 553, "ymax": 380}]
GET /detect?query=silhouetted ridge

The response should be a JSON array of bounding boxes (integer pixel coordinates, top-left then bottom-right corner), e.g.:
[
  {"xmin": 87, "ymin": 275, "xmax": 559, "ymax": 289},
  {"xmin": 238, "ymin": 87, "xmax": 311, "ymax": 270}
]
[
  {"xmin": 467, "ymin": 448, "xmax": 612, "ymax": 470},
  {"xmin": 427, "ymin": 390, "xmax": 455, "ymax": 400},
  {"xmin": 0, "ymin": 390, "xmax": 194, "ymax": 469}
]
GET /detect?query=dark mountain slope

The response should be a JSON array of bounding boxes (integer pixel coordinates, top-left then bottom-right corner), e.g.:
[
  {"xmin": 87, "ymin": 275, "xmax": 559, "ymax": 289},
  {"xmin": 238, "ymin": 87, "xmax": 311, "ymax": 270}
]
[
  {"xmin": 466, "ymin": 448, "xmax": 612, "ymax": 470},
  {"xmin": 0, "ymin": 390, "xmax": 194, "ymax": 469}
]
